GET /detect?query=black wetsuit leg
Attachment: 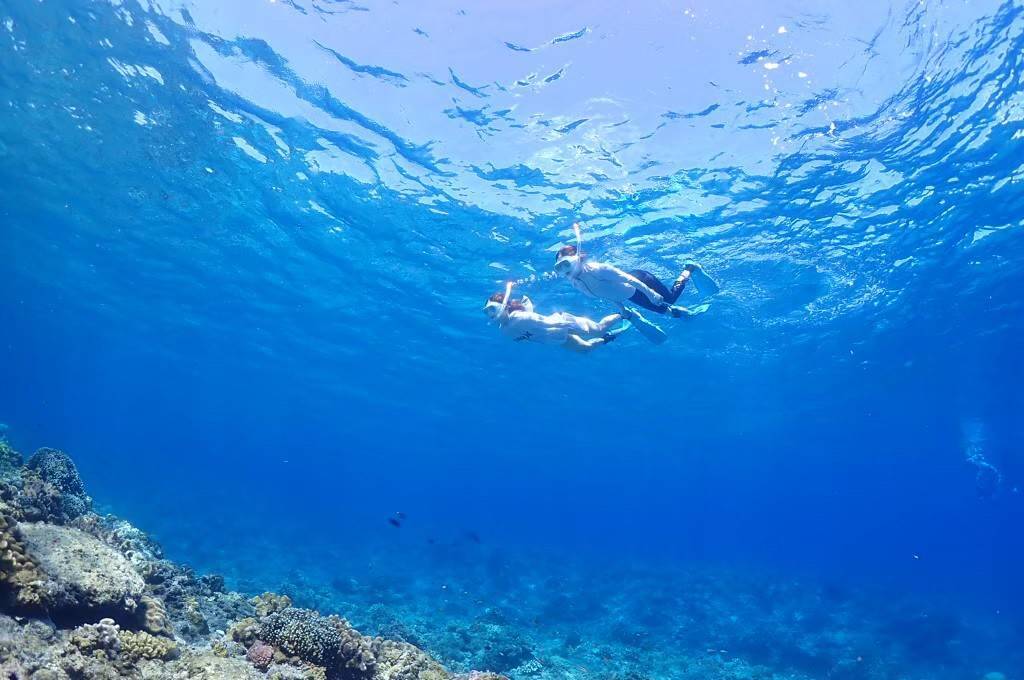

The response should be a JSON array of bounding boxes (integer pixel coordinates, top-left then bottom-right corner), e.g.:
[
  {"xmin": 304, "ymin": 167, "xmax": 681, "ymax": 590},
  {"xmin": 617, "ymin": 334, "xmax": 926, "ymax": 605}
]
[{"xmin": 628, "ymin": 269, "xmax": 687, "ymax": 312}]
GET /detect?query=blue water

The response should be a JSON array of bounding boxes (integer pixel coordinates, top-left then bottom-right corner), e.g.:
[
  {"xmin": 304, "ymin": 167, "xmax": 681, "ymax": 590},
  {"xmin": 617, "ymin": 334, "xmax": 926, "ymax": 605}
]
[{"xmin": 2, "ymin": 0, "xmax": 1023, "ymax": 677}]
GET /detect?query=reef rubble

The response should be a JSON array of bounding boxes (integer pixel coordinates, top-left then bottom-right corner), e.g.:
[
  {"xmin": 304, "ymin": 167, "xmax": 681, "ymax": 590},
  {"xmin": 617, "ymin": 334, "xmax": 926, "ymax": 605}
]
[{"xmin": 0, "ymin": 437, "xmax": 507, "ymax": 680}]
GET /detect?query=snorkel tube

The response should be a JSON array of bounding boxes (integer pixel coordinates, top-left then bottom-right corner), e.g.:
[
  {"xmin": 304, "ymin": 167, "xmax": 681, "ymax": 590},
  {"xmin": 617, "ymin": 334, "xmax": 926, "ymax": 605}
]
[
  {"xmin": 494, "ymin": 281, "xmax": 514, "ymax": 324},
  {"xmin": 573, "ymin": 221, "xmax": 584, "ymax": 255}
]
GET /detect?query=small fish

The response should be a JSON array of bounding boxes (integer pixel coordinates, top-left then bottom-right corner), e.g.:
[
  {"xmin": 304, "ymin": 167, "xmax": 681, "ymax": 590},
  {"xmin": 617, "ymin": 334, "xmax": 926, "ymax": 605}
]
[
  {"xmin": 465, "ymin": 531, "xmax": 481, "ymax": 544},
  {"xmin": 388, "ymin": 518, "xmax": 401, "ymax": 528},
  {"xmin": 395, "ymin": 511, "xmax": 407, "ymax": 520}
]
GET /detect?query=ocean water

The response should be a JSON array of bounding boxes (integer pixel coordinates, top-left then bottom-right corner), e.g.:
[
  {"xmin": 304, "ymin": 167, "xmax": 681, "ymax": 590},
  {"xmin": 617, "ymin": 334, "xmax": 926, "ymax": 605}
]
[{"xmin": 1, "ymin": 0, "xmax": 1023, "ymax": 677}]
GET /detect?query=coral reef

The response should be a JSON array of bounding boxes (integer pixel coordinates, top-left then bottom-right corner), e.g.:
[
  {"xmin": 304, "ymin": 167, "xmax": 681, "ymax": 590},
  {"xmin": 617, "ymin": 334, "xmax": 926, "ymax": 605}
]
[
  {"xmin": 253, "ymin": 590, "xmax": 294, "ymax": 616},
  {"xmin": 0, "ymin": 513, "xmax": 45, "ymax": 614},
  {"xmin": 247, "ymin": 640, "xmax": 275, "ymax": 670},
  {"xmin": 370, "ymin": 638, "xmax": 448, "ymax": 680},
  {"xmin": 260, "ymin": 607, "xmax": 376, "ymax": 678},
  {"xmin": 9, "ymin": 472, "xmax": 65, "ymax": 524},
  {"xmin": 118, "ymin": 630, "xmax": 179, "ymax": 661},
  {"xmin": 9, "ymin": 428, "xmax": 1016, "ymax": 680},
  {"xmin": 0, "ymin": 440, "xmax": 20, "ymax": 482},
  {"xmin": 0, "ymin": 434, "xmax": 505, "ymax": 680},
  {"xmin": 25, "ymin": 449, "xmax": 91, "ymax": 521}
]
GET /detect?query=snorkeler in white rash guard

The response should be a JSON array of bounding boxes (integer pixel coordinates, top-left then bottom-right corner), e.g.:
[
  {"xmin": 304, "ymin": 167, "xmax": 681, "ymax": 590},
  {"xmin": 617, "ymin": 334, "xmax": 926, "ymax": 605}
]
[
  {"xmin": 482, "ymin": 287, "xmax": 627, "ymax": 353},
  {"xmin": 553, "ymin": 223, "xmax": 720, "ymax": 319}
]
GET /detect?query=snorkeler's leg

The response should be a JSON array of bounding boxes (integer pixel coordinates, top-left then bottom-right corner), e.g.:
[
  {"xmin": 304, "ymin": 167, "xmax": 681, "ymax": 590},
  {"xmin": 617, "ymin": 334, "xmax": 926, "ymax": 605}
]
[
  {"xmin": 667, "ymin": 268, "xmax": 692, "ymax": 303},
  {"xmin": 596, "ymin": 313, "xmax": 624, "ymax": 332},
  {"xmin": 682, "ymin": 262, "xmax": 721, "ymax": 296}
]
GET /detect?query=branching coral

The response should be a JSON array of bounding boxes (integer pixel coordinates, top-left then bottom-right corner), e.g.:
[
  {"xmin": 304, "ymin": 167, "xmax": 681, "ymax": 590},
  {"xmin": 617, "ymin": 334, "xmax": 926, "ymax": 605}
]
[
  {"xmin": 119, "ymin": 630, "xmax": 179, "ymax": 661},
  {"xmin": 69, "ymin": 618, "xmax": 122, "ymax": 659}
]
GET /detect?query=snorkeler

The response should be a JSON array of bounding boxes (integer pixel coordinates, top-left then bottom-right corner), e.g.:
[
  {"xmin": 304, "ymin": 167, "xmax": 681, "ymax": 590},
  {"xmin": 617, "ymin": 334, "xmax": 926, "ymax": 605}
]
[
  {"xmin": 482, "ymin": 283, "xmax": 628, "ymax": 353},
  {"xmin": 554, "ymin": 244, "xmax": 718, "ymax": 318}
]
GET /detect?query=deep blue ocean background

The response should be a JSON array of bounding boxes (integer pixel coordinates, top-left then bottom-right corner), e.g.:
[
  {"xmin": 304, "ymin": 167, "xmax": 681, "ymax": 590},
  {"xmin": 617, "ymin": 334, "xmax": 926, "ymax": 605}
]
[{"xmin": 2, "ymin": 0, "xmax": 1023, "ymax": 677}]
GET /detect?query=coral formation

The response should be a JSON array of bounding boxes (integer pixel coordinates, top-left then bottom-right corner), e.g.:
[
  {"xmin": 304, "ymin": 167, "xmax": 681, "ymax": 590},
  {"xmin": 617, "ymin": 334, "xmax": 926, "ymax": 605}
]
[
  {"xmin": 0, "ymin": 513, "xmax": 45, "ymax": 613},
  {"xmin": 69, "ymin": 618, "xmax": 122, "ymax": 658},
  {"xmin": 260, "ymin": 607, "xmax": 376, "ymax": 678},
  {"xmin": 16, "ymin": 522, "xmax": 144, "ymax": 626},
  {"xmin": 0, "ymin": 431, "xmax": 504, "ymax": 680},
  {"xmin": 253, "ymin": 590, "xmax": 294, "ymax": 617},
  {"xmin": 172, "ymin": 653, "xmax": 268, "ymax": 679},
  {"xmin": 0, "ymin": 440, "xmax": 20, "ymax": 482},
  {"xmin": 10, "ymin": 472, "xmax": 65, "ymax": 524},
  {"xmin": 25, "ymin": 448, "xmax": 91, "ymax": 521},
  {"xmin": 247, "ymin": 640, "xmax": 275, "ymax": 670},
  {"xmin": 370, "ymin": 638, "xmax": 448, "ymax": 680},
  {"xmin": 230, "ymin": 616, "xmax": 262, "ymax": 647},
  {"xmin": 118, "ymin": 629, "xmax": 179, "ymax": 661},
  {"xmin": 138, "ymin": 593, "xmax": 174, "ymax": 636}
]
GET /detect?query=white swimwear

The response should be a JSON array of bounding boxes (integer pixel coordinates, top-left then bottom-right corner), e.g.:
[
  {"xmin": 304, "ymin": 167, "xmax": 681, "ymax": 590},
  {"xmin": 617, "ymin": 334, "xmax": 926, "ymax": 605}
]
[{"xmin": 499, "ymin": 310, "xmax": 603, "ymax": 345}]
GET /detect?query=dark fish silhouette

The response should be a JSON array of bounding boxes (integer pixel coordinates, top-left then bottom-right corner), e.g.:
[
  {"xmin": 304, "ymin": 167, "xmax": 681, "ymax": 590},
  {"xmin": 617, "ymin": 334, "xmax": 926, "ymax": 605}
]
[
  {"xmin": 388, "ymin": 518, "xmax": 401, "ymax": 528},
  {"xmin": 465, "ymin": 531, "xmax": 482, "ymax": 544}
]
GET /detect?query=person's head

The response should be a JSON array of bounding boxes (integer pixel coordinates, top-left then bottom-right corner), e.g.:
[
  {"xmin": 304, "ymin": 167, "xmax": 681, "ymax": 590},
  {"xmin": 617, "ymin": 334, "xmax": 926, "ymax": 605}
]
[
  {"xmin": 482, "ymin": 291, "xmax": 525, "ymax": 320},
  {"xmin": 554, "ymin": 244, "xmax": 580, "ymax": 276}
]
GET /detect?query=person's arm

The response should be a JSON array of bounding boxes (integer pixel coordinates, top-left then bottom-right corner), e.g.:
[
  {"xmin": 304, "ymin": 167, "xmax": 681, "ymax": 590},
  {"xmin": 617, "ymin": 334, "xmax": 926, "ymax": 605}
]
[
  {"xmin": 590, "ymin": 262, "xmax": 664, "ymax": 305},
  {"xmin": 621, "ymin": 272, "xmax": 664, "ymax": 305},
  {"xmin": 564, "ymin": 334, "xmax": 606, "ymax": 353}
]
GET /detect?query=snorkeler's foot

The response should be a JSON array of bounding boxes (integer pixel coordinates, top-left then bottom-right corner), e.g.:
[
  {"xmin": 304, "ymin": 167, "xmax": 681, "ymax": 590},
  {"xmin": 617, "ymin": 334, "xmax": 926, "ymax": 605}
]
[
  {"xmin": 669, "ymin": 305, "xmax": 689, "ymax": 318},
  {"xmin": 673, "ymin": 269, "xmax": 692, "ymax": 291}
]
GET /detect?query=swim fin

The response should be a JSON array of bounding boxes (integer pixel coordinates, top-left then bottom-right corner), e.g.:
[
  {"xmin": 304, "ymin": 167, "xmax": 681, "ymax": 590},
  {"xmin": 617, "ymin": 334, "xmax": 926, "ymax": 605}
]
[
  {"xmin": 611, "ymin": 320, "xmax": 633, "ymax": 336},
  {"xmin": 624, "ymin": 307, "xmax": 667, "ymax": 344},
  {"xmin": 670, "ymin": 302, "xmax": 711, "ymax": 318},
  {"xmin": 685, "ymin": 262, "xmax": 721, "ymax": 296}
]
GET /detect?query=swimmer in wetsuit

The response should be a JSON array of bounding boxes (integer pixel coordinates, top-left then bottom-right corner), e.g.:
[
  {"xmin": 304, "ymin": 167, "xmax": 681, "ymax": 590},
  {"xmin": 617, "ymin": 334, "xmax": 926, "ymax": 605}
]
[{"xmin": 553, "ymin": 244, "xmax": 717, "ymax": 318}]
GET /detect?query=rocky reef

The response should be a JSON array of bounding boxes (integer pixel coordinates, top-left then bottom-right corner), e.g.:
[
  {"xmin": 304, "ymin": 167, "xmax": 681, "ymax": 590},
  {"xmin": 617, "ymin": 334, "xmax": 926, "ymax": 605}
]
[{"xmin": 0, "ymin": 435, "xmax": 506, "ymax": 680}]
